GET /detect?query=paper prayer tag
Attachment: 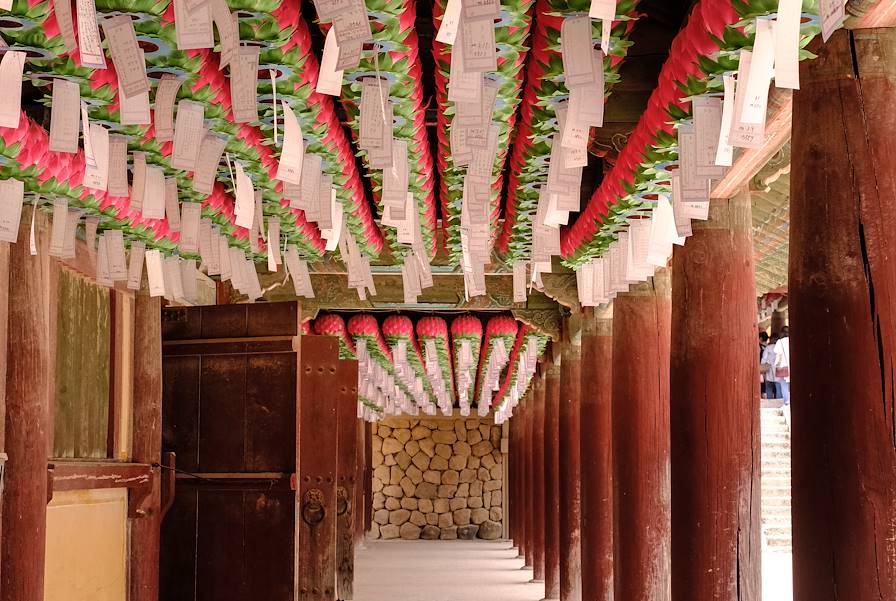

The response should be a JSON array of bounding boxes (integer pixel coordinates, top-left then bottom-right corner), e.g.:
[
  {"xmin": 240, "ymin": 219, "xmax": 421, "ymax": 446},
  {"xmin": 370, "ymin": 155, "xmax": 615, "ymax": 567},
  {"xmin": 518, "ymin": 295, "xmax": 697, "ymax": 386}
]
[
  {"xmin": 174, "ymin": 0, "xmax": 215, "ymax": 50},
  {"xmin": 191, "ymin": 134, "xmax": 227, "ymax": 195},
  {"xmin": 49, "ymin": 78, "xmax": 80, "ymax": 154},
  {"xmin": 153, "ymin": 75, "xmax": 184, "ymax": 143},
  {"xmin": 170, "ymin": 100, "xmax": 204, "ymax": 171},
  {"xmin": 102, "ymin": 15, "xmax": 149, "ymax": 99},
  {"xmin": 0, "ymin": 51, "xmax": 25, "ymax": 129},
  {"xmin": 561, "ymin": 16, "xmax": 597, "ymax": 89},
  {"xmin": 0, "ymin": 179, "xmax": 24, "ymax": 243},
  {"xmin": 436, "ymin": 0, "xmax": 461, "ymax": 45},
  {"xmin": 230, "ymin": 45, "xmax": 260, "ymax": 123},
  {"xmin": 76, "ymin": 0, "xmax": 106, "ymax": 69}
]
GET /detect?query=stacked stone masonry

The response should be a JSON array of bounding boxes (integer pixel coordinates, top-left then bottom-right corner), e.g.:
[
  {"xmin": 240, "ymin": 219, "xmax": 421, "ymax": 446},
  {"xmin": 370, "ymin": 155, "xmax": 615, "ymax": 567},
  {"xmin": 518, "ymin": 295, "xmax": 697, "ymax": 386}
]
[{"xmin": 369, "ymin": 417, "xmax": 505, "ymax": 541}]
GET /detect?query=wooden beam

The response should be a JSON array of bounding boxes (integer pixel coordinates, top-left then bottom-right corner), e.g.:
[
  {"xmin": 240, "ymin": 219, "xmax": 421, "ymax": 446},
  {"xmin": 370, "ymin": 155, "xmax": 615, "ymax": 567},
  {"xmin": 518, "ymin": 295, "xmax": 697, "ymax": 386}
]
[
  {"xmin": 2, "ymin": 217, "xmax": 51, "ymax": 601},
  {"xmin": 711, "ymin": 88, "xmax": 793, "ymax": 200},
  {"xmin": 130, "ymin": 293, "xmax": 163, "ymax": 601}
]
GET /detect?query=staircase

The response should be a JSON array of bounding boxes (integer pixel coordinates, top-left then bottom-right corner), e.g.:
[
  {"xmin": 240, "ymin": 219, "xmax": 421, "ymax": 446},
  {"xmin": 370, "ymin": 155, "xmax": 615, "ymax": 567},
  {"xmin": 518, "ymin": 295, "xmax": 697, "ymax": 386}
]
[{"xmin": 761, "ymin": 404, "xmax": 792, "ymax": 552}]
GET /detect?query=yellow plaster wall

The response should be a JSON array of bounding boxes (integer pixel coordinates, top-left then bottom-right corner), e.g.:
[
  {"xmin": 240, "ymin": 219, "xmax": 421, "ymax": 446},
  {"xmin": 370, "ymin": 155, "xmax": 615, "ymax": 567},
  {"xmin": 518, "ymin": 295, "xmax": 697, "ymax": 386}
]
[{"xmin": 44, "ymin": 488, "xmax": 127, "ymax": 601}]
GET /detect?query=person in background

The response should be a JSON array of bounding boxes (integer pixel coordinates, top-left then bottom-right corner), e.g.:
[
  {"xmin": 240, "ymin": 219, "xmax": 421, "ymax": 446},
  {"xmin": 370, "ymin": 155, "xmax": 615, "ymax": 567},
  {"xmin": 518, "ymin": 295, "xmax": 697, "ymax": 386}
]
[
  {"xmin": 761, "ymin": 333, "xmax": 778, "ymax": 399},
  {"xmin": 773, "ymin": 327, "xmax": 791, "ymax": 405}
]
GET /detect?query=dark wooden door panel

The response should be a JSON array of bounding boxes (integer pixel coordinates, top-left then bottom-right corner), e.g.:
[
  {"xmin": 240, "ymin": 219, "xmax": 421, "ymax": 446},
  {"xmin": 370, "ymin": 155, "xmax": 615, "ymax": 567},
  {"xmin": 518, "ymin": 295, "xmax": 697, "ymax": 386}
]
[
  {"xmin": 162, "ymin": 356, "xmax": 201, "ymax": 472},
  {"xmin": 198, "ymin": 355, "xmax": 248, "ymax": 473},
  {"xmin": 245, "ymin": 354, "xmax": 296, "ymax": 472},
  {"xmin": 160, "ymin": 486, "xmax": 295, "ymax": 601},
  {"xmin": 161, "ymin": 302, "xmax": 300, "ymax": 601}
]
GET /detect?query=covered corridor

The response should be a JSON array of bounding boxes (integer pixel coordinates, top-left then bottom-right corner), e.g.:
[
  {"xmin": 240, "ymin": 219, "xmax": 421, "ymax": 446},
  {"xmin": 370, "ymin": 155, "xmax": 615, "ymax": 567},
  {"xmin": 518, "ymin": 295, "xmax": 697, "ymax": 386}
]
[{"xmin": 352, "ymin": 541, "xmax": 794, "ymax": 601}]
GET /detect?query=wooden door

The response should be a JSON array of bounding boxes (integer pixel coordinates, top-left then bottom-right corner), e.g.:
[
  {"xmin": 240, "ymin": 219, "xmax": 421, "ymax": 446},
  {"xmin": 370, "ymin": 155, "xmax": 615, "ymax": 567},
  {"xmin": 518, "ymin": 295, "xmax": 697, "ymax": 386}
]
[{"xmin": 160, "ymin": 303, "xmax": 299, "ymax": 601}]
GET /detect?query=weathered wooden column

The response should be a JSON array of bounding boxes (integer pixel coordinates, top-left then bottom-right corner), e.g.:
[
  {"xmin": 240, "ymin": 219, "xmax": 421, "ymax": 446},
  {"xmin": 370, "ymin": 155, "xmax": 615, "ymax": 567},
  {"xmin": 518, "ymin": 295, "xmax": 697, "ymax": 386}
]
[
  {"xmin": 612, "ymin": 269, "xmax": 671, "ymax": 601},
  {"xmin": 543, "ymin": 353, "xmax": 561, "ymax": 600},
  {"xmin": 670, "ymin": 192, "xmax": 761, "ymax": 601},
  {"xmin": 579, "ymin": 306, "xmax": 613, "ymax": 601},
  {"xmin": 530, "ymin": 372, "xmax": 546, "ymax": 582},
  {"xmin": 296, "ymin": 336, "xmax": 340, "ymax": 601},
  {"xmin": 0, "ymin": 242, "xmax": 9, "ymax": 590},
  {"xmin": 524, "ymin": 381, "xmax": 536, "ymax": 569},
  {"xmin": 790, "ymin": 28, "xmax": 896, "ymax": 601},
  {"xmin": 510, "ymin": 398, "xmax": 524, "ymax": 554},
  {"xmin": 2, "ymin": 222, "xmax": 50, "ymax": 601},
  {"xmin": 559, "ymin": 316, "xmax": 582, "ymax": 601},
  {"xmin": 335, "ymin": 359, "xmax": 359, "ymax": 601},
  {"xmin": 130, "ymin": 293, "xmax": 163, "ymax": 601}
]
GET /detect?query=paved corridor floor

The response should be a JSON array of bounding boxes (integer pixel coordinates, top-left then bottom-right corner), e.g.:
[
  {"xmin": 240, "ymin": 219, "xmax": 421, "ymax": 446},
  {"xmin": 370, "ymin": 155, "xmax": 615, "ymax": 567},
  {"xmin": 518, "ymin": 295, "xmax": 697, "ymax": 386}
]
[
  {"xmin": 354, "ymin": 540, "xmax": 794, "ymax": 601},
  {"xmin": 354, "ymin": 540, "xmax": 544, "ymax": 601}
]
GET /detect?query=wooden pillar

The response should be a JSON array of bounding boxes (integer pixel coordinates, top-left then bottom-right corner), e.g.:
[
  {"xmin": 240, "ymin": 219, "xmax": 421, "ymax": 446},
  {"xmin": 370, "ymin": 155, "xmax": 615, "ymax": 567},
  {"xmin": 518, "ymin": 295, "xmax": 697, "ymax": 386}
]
[
  {"xmin": 296, "ymin": 336, "xmax": 340, "ymax": 601},
  {"xmin": 0, "ymin": 241, "xmax": 8, "ymax": 590},
  {"xmin": 335, "ymin": 359, "xmax": 359, "ymax": 601},
  {"xmin": 579, "ymin": 306, "xmax": 613, "ymax": 601},
  {"xmin": 130, "ymin": 294, "xmax": 163, "ymax": 601},
  {"xmin": 1, "ymin": 222, "xmax": 50, "ymax": 601},
  {"xmin": 531, "ymin": 371, "xmax": 547, "ymax": 584},
  {"xmin": 612, "ymin": 269, "xmax": 671, "ymax": 601},
  {"xmin": 670, "ymin": 193, "xmax": 761, "ymax": 601},
  {"xmin": 524, "ymin": 381, "xmax": 536, "ymax": 569},
  {"xmin": 790, "ymin": 29, "xmax": 896, "ymax": 601},
  {"xmin": 353, "ymin": 418, "xmax": 366, "ymax": 548},
  {"xmin": 559, "ymin": 316, "xmax": 582, "ymax": 601},
  {"xmin": 363, "ymin": 421, "xmax": 372, "ymax": 535},
  {"xmin": 543, "ymin": 354, "xmax": 561, "ymax": 600},
  {"xmin": 510, "ymin": 400, "xmax": 524, "ymax": 553}
]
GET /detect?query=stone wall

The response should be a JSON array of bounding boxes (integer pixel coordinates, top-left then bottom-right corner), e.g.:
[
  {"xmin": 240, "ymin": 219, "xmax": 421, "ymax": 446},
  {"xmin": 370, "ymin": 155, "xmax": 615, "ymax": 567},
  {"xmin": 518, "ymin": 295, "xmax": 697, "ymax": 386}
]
[{"xmin": 369, "ymin": 417, "xmax": 505, "ymax": 541}]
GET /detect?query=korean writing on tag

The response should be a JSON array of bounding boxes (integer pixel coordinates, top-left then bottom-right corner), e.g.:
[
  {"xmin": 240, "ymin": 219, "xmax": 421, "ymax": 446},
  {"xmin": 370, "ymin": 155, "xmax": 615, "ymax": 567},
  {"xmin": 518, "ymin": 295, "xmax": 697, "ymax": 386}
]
[
  {"xmin": 76, "ymin": 0, "xmax": 106, "ymax": 69},
  {"xmin": 0, "ymin": 51, "xmax": 25, "ymax": 128},
  {"xmin": 103, "ymin": 15, "xmax": 149, "ymax": 98},
  {"xmin": 170, "ymin": 100, "xmax": 205, "ymax": 171},
  {"xmin": 49, "ymin": 79, "xmax": 80, "ymax": 153},
  {"xmin": 153, "ymin": 75, "xmax": 184, "ymax": 143},
  {"xmin": 561, "ymin": 16, "xmax": 597, "ymax": 89},
  {"xmin": 230, "ymin": 45, "xmax": 260, "ymax": 123},
  {"xmin": 0, "ymin": 179, "xmax": 24, "ymax": 243},
  {"xmin": 191, "ymin": 134, "xmax": 227, "ymax": 195},
  {"xmin": 107, "ymin": 134, "xmax": 129, "ymax": 197}
]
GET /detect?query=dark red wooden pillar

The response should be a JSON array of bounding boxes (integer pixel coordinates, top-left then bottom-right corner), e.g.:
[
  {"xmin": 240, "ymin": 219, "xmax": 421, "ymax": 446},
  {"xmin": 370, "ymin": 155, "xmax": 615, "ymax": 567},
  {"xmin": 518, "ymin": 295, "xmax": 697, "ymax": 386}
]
[
  {"xmin": 0, "ymin": 241, "xmax": 8, "ymax": 591},
  {"xmin": 131, "ymin": 294, "xmax": 163, "ymax": 601},
  {"xmin": 559, "ymin": 316, "xmax": 582, "ymax": 601},
  {"xmin": 524, "ymin": 380, "xmax": 536, "ymax": 569},
  {"xmin": 790, "ymin": 29, "xmax": 896, "ymax": 601},
  {"xmin": 531, "ymin": 372, "xmax": 546, "ymax": 580},
  {"xmin": 1, "ymin": 221, "xmax": 50, "ymax": 601},
  {"xmin": 363, "ymin": 421, "xmax": 372, "ymax": 535},
  {"xmin": 543, "ymin": 354, "xmax": 561, "ymax": 599},
  {"xmin": 612, "ymin": 269, "xmax": 671, "ymax": 601},
  {"xmin": 335, "ymin": 358, "xmax": 359, "ymax": 601},
  {"xmin": 670, "ymin": 192, "xmax": 761, "ymax": 601},
  {"xmin": 353, "ymin": 418, "xmax": 366, "ymax": 548},
  {"xmin": 580, "ymin": 306, "xmax": 613, "ymax": 601},
  {"xmin": 510, "ymin": 399, "xmax": 524, "ymax": 554},
  {"xmin": 296, "ymin": 335, "xmax": 340, "ymax": 601}
]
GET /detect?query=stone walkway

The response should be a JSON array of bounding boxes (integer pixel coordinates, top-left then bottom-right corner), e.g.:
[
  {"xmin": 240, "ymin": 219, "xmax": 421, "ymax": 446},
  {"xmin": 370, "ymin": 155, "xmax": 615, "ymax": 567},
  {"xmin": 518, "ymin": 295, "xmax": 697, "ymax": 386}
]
[
  {"xmin": 354, "ymin": 539, "xmax": 794, "ymax": 601},
  {"xmin": 354, "ymin": 540, "xmax": 544, "ymax": 601}
]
